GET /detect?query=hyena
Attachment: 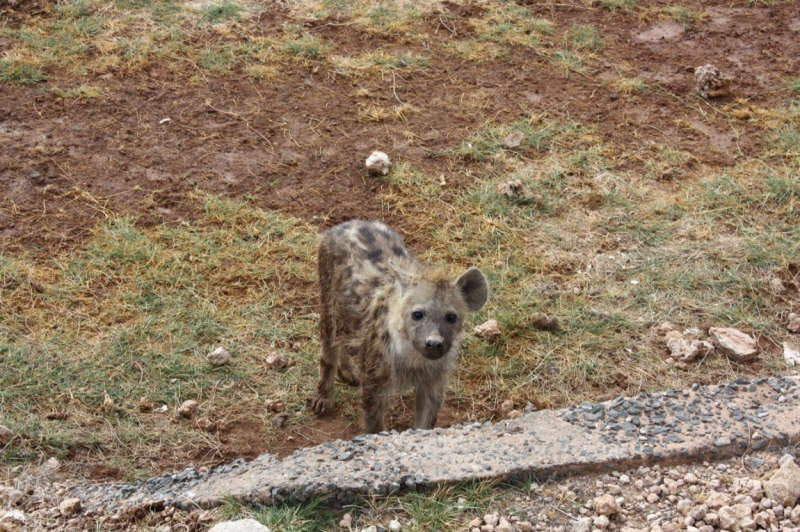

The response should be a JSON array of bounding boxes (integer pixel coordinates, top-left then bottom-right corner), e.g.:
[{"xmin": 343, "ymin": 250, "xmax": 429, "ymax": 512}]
[{"xmin": 311, "ymin": 220, "xmax": 489, "ymax": 434}]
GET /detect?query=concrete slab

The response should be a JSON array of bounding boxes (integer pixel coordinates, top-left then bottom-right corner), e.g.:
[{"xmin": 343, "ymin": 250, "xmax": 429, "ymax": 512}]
[{"xmin": 72, "ymin": 376, "xmax": 800, "ymax": 512}]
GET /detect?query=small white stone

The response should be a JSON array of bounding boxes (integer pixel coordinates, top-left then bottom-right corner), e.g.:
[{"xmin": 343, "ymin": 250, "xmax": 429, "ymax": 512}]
[
  {"xmin": 388, "ymin": 519, "xmax": 402, "ymax": 532},
  {"xmin": 59, "ymin": 498, "xmax": 81, "ymax": 517},
  {"xmin": 207, "ymin": 346, "xmax": 231, "ymax": 366},
  {"xmin": 365, "ymin": 151, "xmax": 391, "ymax": 176},
  {"xmin": 484, "ymin": 514, "xmax": 499, "ymax": 527},
  {"xmin": 474, "ymin": 319, "xmax": 501, "ymax": 340},
  {"xmin": 177, "ymin": 400, "xmax": 198, "ymax": 419}
]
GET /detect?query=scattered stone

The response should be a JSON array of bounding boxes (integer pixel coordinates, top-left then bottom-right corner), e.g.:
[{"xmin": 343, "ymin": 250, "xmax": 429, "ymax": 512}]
[
  {"xmin": 339, "ymin": 513, "xmax": 352, "ymax": 528},
  {"xmin": 58, "ymin": 498, "xmax": 81, "ymax": 517},
  {"xmin": 207, "ymin": 347, "xmax": 231, "ymax": 366},
  {"xmin": 503, "ymin": 131, "xmax": 524, "ymax": 149},
  {"xmin": 497, "ymin": 180, "xmax": 536, "ymax": 201},
  {"xmin": 265, "ymin": 351, "xmax": 288, "ymax": 370},
  {"xmin": 388, "ymin": 519, "xmax": 401, "ymax": 532},
  {"xmin": 658, "ymin": 322, "xmax": 678, "ymax": 333},
  {"xmin": 593, "ymin": 494, "xmax": 621, "ymax": 516},
  {"xmin": 784, "ymin": 342, "xmax": 800, "ymax": 366},
  {"xmin": 365, "ymin": 151, "xmax": 391, "ymax": 176},
  {"xmin": 708, "ymin": 327, "xmax": 758, "ymax": 361},
  {"xmin": 266, "ymin": 399, "xmax": 286, "ymax": 413},
  {"xmin": 0, "ymin": 425, "xmax": 14, "ymax": 446},
  {"xmin": 706, "ymin": 491, "xmax": 732, "ymax": 510},
  {"xmin": 0, "ymin": 487, "xmax": 24, "ymax": 507},
  {"xmin": 764, "ymin": 457, "xmax": 800, "ymax": 507},
  {"xmin": 593, "ymin": 515, "xmax": 610, "ymax": 529},
  {"xmin": 770, "ymin": 277, "xmax": 785, "ymax": 293},
  {"xmin": 676, "ymin": 499, "xmax": 693, "ymax": 514},
  {"xmin": 517, "ymin": 521, "xmax": 534, "ymax": 532},
  {"xmin": 177, "ymin": 400, "xmax": 198, "ymax": 419},
  {"xmin": 667, "ymin": 338, "xmax": 715, "ymax": 362},
  {"xmin": 0, "ymin": 509, "xmax": 26, "ymax": 525},
  {"xmin": 194, "ymin": 417, "xmax": 217, "ymax": 433},
  {"xmin": 361, "ymin": 526, "xmax": 377, "ymax": 532},
  {"xmin": 44, "ymin": 457, "xmax": 60, "ymax": 470},
  {"xmin": 271, "ymin": 413, "xmax": 289, "ymax": 428},
  {"xmin": 788, "ymin": 313, "xmax": 800, "ymax": 333},
  {"xmin": 530, "ymin": 312, "xmax": 561, "ymax": 331},
  {"xmin": 718, "ymin": 504, "xmax": 754, "ymax": 532},
  {"xmin": 484, "ymin": 514, "xmax": 499, "ymax": 526},
  {"xmin": 208, "ymin": 519, "xmax": 271, "ymax": 532},
  {"xmin": 500, "ymin": 400, "xmax": 514, "ymax": 414},
  {"xmin": 572, "ymin": 516, "xmax": 592, "ymax": 532},
  {"xmin": 474, "ymin": 319, "xmax": 501, "ymax": 340},
  {"xmin": 695, "ymin": 64, "xmax": 732, "ymax": 98}
]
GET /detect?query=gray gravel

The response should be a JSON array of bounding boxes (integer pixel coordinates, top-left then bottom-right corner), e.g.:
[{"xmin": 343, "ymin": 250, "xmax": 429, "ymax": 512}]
[{"xmin": 65, "ymin": 376, "xmax": 800, "ymax": 516}]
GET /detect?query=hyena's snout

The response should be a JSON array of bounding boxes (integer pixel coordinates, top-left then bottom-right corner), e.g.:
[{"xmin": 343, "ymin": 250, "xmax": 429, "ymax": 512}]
[{"xmin": 417, "ymin": 329, "xmax": 452, "ymax": 360}]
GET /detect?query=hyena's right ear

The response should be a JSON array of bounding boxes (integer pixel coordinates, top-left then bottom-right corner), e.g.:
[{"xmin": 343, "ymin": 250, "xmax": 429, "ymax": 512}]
[
  {"xmin": 456, "ymin": 267, "xmax": 489, "ymax": 312},
  {"xmin": 388, "ymin": 259, "xmax": 413, "ymax": 287}
]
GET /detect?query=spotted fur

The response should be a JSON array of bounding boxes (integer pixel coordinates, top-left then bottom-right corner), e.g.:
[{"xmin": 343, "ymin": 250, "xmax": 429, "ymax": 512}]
[{"xmin": 311, "ymin": 220, "xmax": 489, "ymax": 433}]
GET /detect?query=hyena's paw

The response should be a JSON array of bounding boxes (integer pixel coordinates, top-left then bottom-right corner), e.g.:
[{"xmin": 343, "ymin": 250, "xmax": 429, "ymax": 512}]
[{"xmin": 311, "ymin": 388, "xmax": 334, "ymax": 415}]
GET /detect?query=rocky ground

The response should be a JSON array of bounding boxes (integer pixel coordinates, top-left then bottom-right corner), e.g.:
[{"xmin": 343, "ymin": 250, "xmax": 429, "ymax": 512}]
[{"xmin": 2, "ymin": 448, "xmax": 800, "ymax": 531}]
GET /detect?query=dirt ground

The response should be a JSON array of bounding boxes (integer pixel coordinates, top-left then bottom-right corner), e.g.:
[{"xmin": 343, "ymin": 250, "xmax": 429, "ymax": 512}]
[{"xmin": 2, "ymin": 0, "xmax": 799, "ymax": 479}]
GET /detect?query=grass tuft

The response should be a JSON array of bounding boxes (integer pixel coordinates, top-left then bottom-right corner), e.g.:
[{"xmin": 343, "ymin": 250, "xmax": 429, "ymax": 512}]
[
  {"xmin": 202, "ymin": 0, "xmax": 243, "ymax": 23},
  {"xmin": 0, "ymin": 59, "xmax": 45, "ymax": 84},
  {"xmin": 567, "ymin": 24, "xmax": 603, "ymax": 52}
]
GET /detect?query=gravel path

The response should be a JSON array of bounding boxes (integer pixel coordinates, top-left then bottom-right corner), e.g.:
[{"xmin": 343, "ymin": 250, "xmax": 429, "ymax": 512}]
[{"xmin": 67, "ymin": 376, "xmax": 799, "ymax": 513}]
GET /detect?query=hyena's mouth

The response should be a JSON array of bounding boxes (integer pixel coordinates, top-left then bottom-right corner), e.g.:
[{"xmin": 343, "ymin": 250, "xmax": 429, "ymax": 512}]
[{"xmin": 418, "ymin": 347, "xmax": 448, "ymax": 361}]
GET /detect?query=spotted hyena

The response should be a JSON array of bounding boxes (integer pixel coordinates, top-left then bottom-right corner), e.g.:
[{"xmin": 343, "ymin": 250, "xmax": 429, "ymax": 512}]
[{"xmin": 311, "ymin": 220, "xmax": 489, "ymax": 434}]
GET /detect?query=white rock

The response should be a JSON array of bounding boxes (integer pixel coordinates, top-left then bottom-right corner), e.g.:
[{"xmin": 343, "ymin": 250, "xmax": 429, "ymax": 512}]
[
  {"xmin": 695, "ymin": 64, "xmax": 732, "ymax": 98},
  {"xmin": 503, "ymin": 131, "xmax": 524, "ymax": 149},
  {"xmin": 0, "ymin": 509, "xmax": 26, "ymax": 525},
  {"xmin": 667, "ymin": 338, "xmax": 714, "ymax": 362},
  {"xmin": 676, "ymin": 499, "xmax": 693, "ymax": 514},
  {"xmin": 497, "ymin": 180, "xmax": 536, "ymax": 200},
  {"xmin": 788, "ymin": 313, "xmax": 800, "ymax": 333},
  {"xmin": 361, "ymin": 526, "xmax": 378, "ymax": 532},
  {"xmin": 365, "ymin": 151, "xmax": 391, "ymax": 176},
  {"xmin": 708, "ymin": 327, "xmax": 758, "ymax": 361},
  {"xmin": 764, "ymin": 458, "xmax": 800, "ymax": 507},
  {"xmin": 0, "ymin": 425, "xmax": 14, "ymax": 446},
  {"xmin": 59, "ymin": 498, "xmax": 81, "ymax": 517},
  {"xmin": 177, "ymin": 400, "xmax": 198, "ymax": 419},
  {"xmin": 45, "ymin": 457, "xmax": 60, "ymax": 470},
  {"xmin": 208, "ymin": 519, "xmax": 271, "ymax": 532},
  {"xmin": 339, "ymin": 513, "xmax": 352, "ymax": 528},
  {"xmin": 718, "ymin": 504, "xmax": 753, "ymax": 532},
  {"xmin": 594, "ymin": 494, "xmax": 621, "ymax": 516},
  {"xmin": 474, "ymin": 319, "xmax": 501, "ymax": 340},
  {"xmin": 207, "ymin": 347, "xmax": 231, "ymax": 366},
  {"xmin": 790, "ymin": 504, "xmax": 800, "ymax": 524},
  {"xmin": 388, "ymin": 519, "xmax": 402, "ymax": 532},
  {"xmin": 784, "ymin": 342, "xmax": 800, "ymax": 366},
  {"xmin": 484, "ymin": 514, "xmax": 499, "ymax": 526},
  {"xmin": 266, "ymin": 351, "xmax": 288, "ymax": 369},
  {"xmin": 706, "ymin": 491, "xmax": 732, "ymax": 510},
  {"xmin": 593, "ymin": 515, "xmax": 610, "ymax": 529},
  {"xmin": 572, "ymin": 516, "xmax": 592, "ymax": 532},
  {"xmin": 770, "ymin": 277, "xmax": 786, "ymax": 293},
  {"xmin": 0, "ymin": 487, "xmax": 24, "ymax": 506}
]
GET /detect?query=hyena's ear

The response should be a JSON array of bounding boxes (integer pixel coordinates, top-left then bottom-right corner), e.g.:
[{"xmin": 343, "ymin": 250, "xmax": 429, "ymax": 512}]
[
  {"xmin": 455, "ymin": 267, "xmax": 489, "ymax": 312},
  {"xmin": 388, "ymin": 259, "xmax": 413, "ymax": 287}
]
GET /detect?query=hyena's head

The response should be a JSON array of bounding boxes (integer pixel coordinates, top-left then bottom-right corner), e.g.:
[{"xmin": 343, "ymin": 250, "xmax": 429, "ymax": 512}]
[{"xmin": 390, "ymin": 262, "xmax": 489, "ymax": 360}]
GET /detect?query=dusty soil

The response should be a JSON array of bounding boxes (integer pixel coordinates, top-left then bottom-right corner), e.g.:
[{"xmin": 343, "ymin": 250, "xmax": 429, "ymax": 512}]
[{"xmin": 2, "ymin": 0, "xmax": 799, "ymax": 477}]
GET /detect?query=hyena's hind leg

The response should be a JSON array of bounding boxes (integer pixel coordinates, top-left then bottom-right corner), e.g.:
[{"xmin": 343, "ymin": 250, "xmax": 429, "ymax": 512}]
[{"xmin": 312, "ymin": 242, "xmax": 339, "ymax": 415}]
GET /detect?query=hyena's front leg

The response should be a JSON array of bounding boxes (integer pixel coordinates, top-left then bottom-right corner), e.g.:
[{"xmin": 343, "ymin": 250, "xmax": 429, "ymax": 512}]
[
  {"xmin": 361, "ymin": 358, "xmax": 391, "ymax": 433},
  {"xmin": 414, "ymin": 384, "xmax": 445, "ymax": 430},
  {"xmin": 311, "ymin": 306, "xmax": 337, "ymax": 415}
]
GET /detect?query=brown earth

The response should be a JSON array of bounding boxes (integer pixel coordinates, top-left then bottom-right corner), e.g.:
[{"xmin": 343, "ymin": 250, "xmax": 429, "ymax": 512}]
[{"xmin": 2, "ymin": 0, "xmax": 799, "ymax": 475}]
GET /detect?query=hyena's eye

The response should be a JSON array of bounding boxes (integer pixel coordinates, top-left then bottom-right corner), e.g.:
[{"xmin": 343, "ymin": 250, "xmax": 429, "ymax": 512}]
[
  {"xmin": 412, "ymin": 311, "xmax": 424, "ymax": 321},
  {"xmin": 446, "ymin": 313, "xmax": 457, "ymax": 324}
]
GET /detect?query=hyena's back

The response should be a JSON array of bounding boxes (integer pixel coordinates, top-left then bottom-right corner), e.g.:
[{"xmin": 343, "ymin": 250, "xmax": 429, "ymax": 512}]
[{"xmin": 315, "ymin": 221, "xmax": 410, "ymax": 392}]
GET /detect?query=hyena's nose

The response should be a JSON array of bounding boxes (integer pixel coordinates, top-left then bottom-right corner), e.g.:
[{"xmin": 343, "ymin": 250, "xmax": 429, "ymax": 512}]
[{"xmin": 425, "ymin": 338, "xmax": 444, "ymax": 351}]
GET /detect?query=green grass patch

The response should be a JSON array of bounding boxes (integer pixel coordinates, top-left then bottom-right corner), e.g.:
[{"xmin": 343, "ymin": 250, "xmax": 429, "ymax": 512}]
[
  {"xmin": 566, "ymin": 24, "xmax": 603, "ymax": 52},
  {"xmin": 455, "ymin": 115, "xmax": 585, "ymax": 162},
  {"xmin": 789, "ymin": 77, "xmax": 800, "ymax": 95},
  {"xmin": 53, "ymin": 85, "xmax": 100, "ymax": 98},
  {"xmin": 0, "ymin": 59, "xmax": 45, "ymax": 84},
  {"xmin": 660, "ymin": 6, "xmax": 707, "ymax": 28},
  {"xmin": 202, "ymin": 0, "xmax": 244, "ymax": 23},
  {"xmin": 599, "ymin": 0, "xmax": 635, "ymax": 13},
  {"xmin": 0, "ymin": 193, "xmax": 320, "ymax": 475},
  {"xmin": 281, "ymin": 34, "xmax": 331, "ymax": 59}
]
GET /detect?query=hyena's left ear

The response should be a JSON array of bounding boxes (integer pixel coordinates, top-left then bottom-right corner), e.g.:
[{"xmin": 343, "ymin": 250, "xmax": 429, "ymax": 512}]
[{"xmin": 456, "ymin": 267, "xmax": 489, "ymax": 311}]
